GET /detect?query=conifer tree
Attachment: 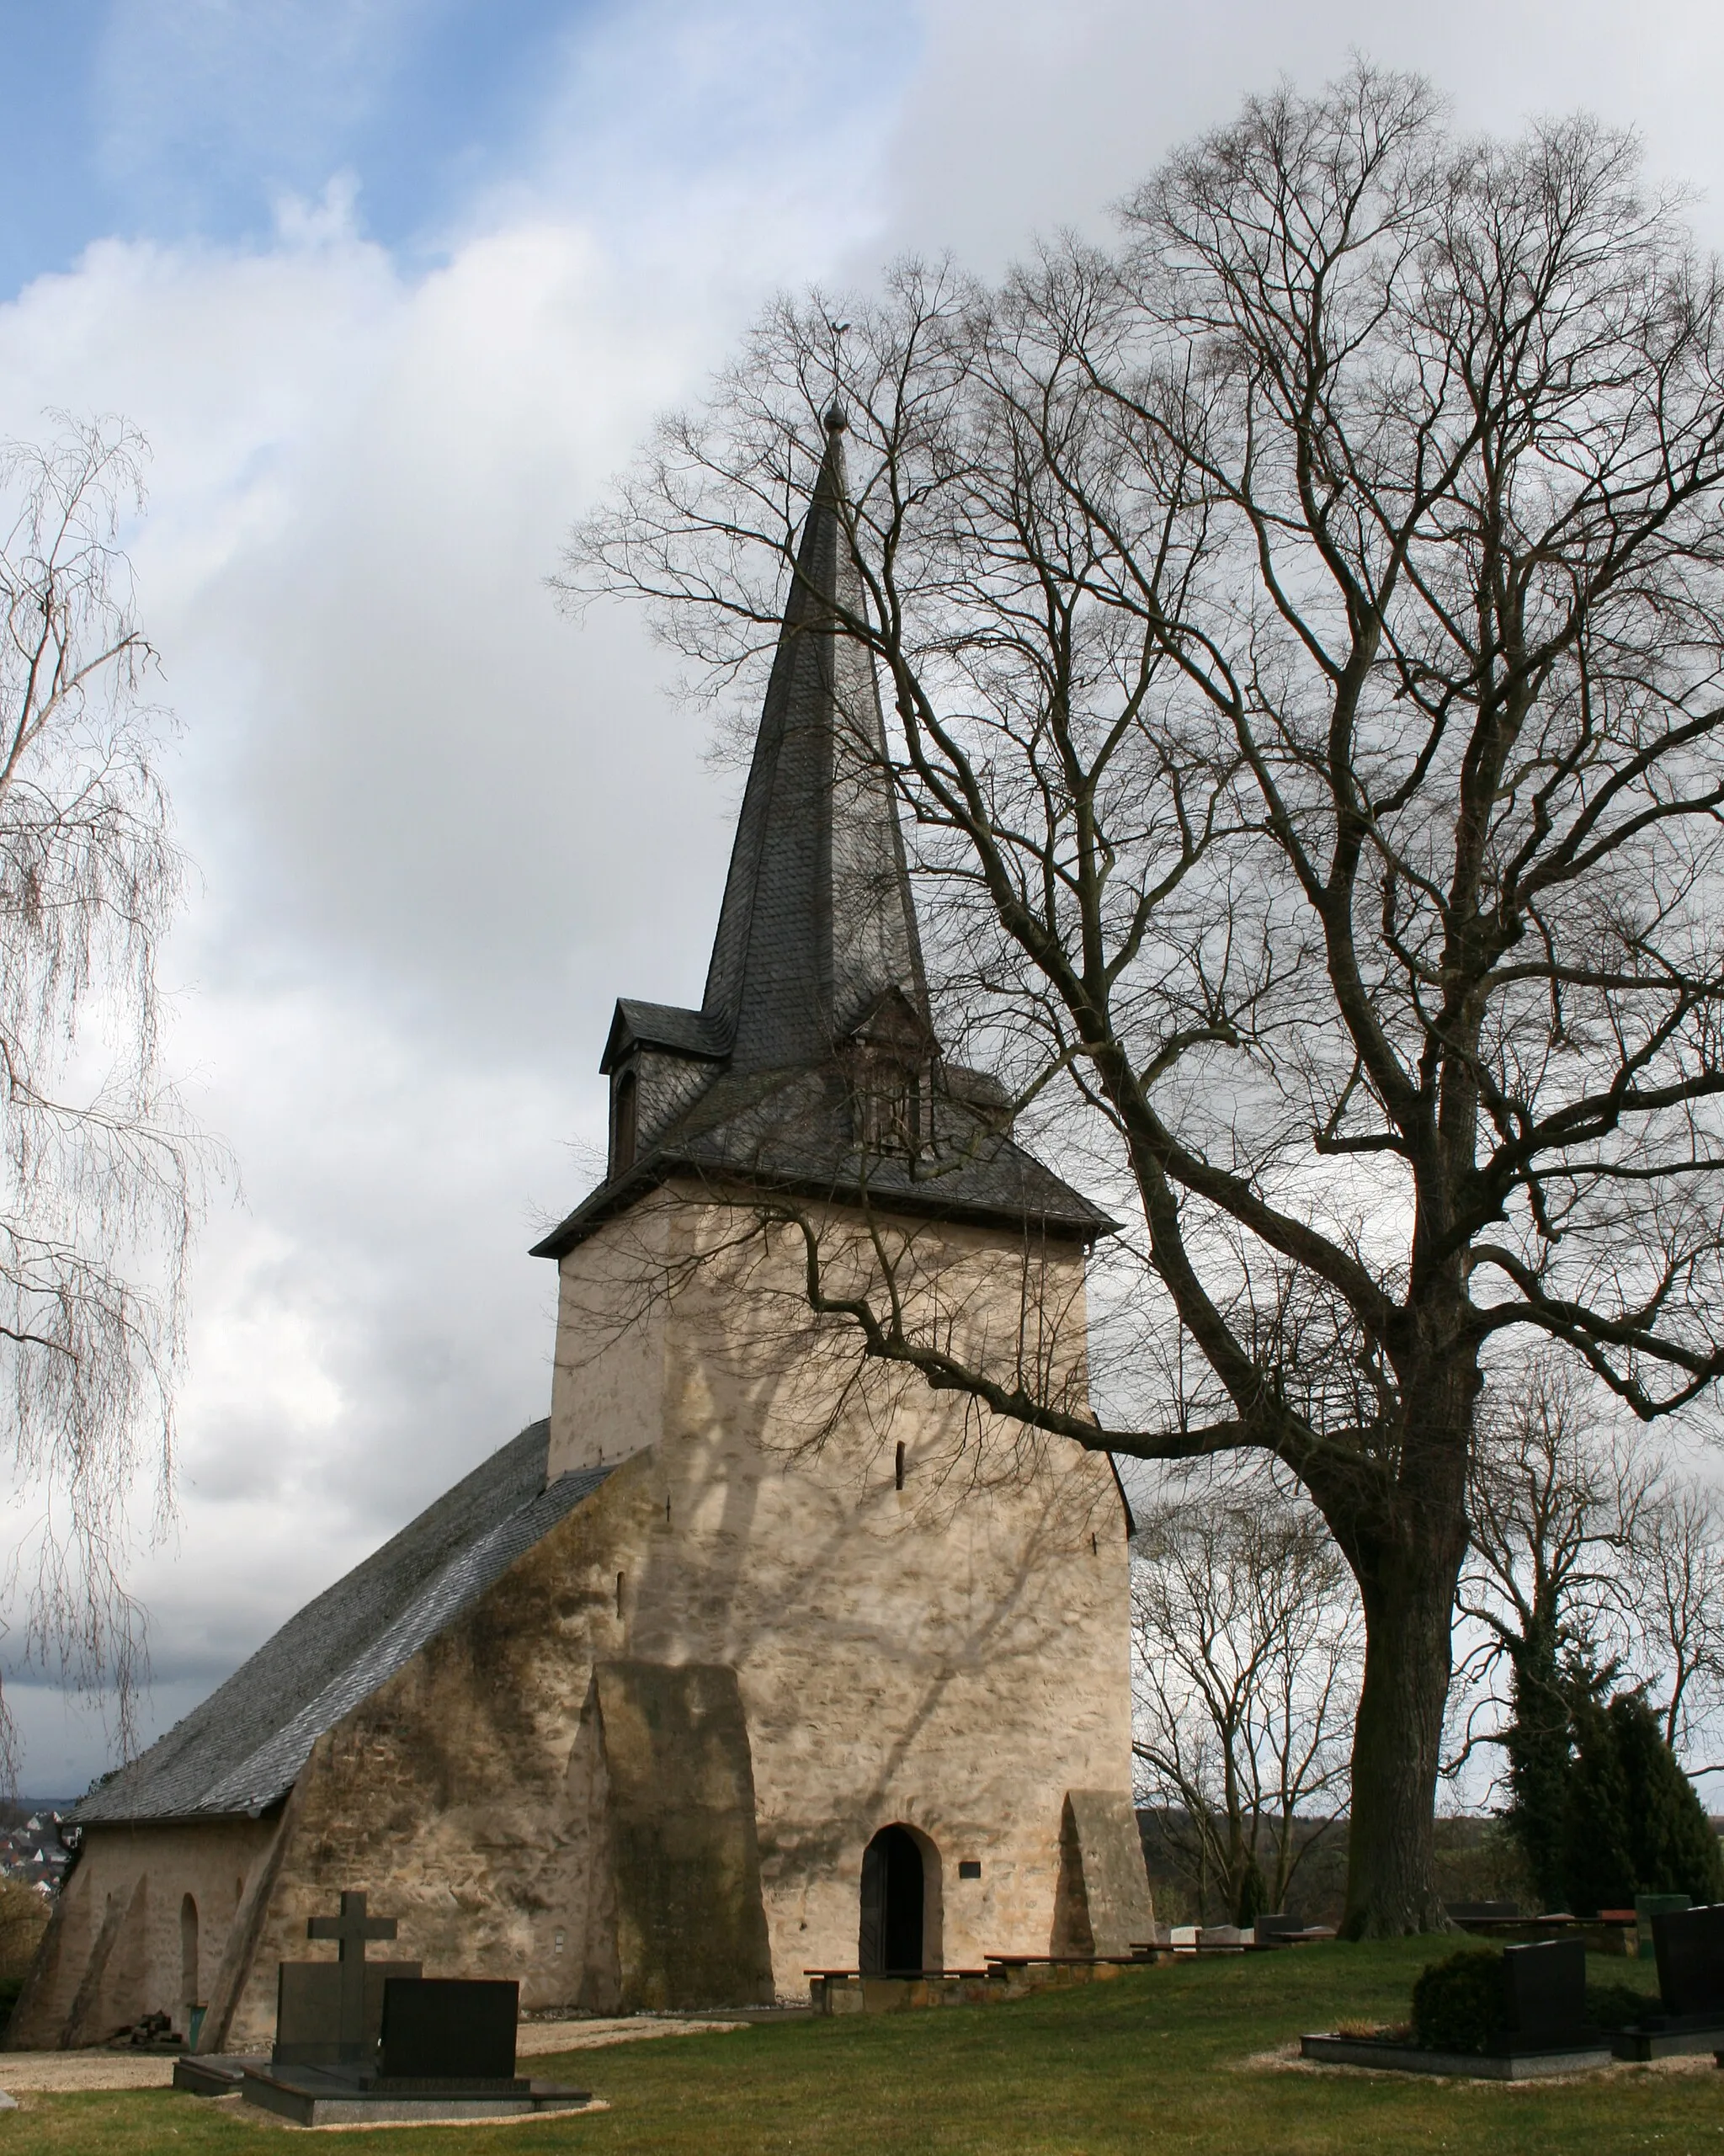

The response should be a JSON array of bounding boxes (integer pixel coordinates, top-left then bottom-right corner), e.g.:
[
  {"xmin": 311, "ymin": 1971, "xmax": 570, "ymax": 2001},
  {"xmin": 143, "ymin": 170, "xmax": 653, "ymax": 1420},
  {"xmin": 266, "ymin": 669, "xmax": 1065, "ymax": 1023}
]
[
  {"xmin": 1561, "ymin": 1686, "xmax": 1722, "ymax": 1912},
  {"xmin": 1503, "ymin": 1617, "xmax": 1573, "ymax": 1914}
]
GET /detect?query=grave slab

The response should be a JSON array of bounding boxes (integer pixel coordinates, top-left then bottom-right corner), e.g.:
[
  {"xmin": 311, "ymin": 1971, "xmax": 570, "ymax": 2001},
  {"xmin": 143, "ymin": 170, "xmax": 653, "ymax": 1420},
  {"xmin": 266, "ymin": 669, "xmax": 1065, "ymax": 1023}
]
[
  {"xmin": 237, "ymin": 2063, "xmax": 598, "ymax": 2128},
  {"xmin": 172, "ymin": 2053, "xmax": 263, "ymax": 2097},
  {"xmin": 1299, "ymin": 2032, "xmax": 1611, "ymax": 2079}
]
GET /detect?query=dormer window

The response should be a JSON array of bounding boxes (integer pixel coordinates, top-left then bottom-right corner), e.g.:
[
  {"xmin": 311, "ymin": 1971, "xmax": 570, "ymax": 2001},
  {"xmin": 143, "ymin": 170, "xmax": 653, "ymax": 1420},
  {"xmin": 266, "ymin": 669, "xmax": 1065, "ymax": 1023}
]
[
  {"xmin": 854, "ymin": 1062, "xmax": 925, "ymax": 1158},
  {"xmin": 844, "ymin": 988, "xmax": 936, "ymax": 1161},
  {"xmin": 612, "ymin": 1067, "xmax": 638, "ymax": 1176}
]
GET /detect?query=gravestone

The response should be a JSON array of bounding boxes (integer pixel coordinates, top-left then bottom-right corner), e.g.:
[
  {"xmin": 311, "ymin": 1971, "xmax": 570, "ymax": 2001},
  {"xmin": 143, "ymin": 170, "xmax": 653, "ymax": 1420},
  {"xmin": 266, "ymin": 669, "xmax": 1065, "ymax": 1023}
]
[
  {"xmin": 274, "ymin": 1890, "xmax": 419, "ymax": 2065},
  {"xmin": 226, "ymin": 1890, "xmax": 593, "ymax": 2127},
  {"xmin": 1503, "ymin": 1939, "xmax": 1587, "ymax": 2044},
  {"xmin": 1607, "ymin": 1903, "xmax": 1724, "ymax": 2058},
  {"xmin": 378, "ymin": 1978, "xmax": 520, "ymax": 2086},
  {"xmin": 1640, "ymin": 1892, "xmax": 1693, "ymax": 1963},
  {"xmin": 274, "ymin": 1957, "xmax": 422, "ymax": 2064},
  {"xmin": 1652, "ymin": 1903, "xmax": 1724, "ymax": 2019},
  {"xmin": 1300, "ymin": 1935, "xmax": 1610, "ymax": 2079}
]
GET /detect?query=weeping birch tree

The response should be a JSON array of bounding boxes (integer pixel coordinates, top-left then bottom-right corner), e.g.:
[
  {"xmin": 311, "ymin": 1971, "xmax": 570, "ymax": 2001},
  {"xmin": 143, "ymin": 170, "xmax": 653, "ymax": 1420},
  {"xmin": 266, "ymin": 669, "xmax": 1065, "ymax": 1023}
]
[
  {"xmin": 0, "ymin": 417, "xmax": 205, "ymax": 1779},
  {"xmin": 564, "ymin": 67, "xmax": 1724, "ymax": 1932}
]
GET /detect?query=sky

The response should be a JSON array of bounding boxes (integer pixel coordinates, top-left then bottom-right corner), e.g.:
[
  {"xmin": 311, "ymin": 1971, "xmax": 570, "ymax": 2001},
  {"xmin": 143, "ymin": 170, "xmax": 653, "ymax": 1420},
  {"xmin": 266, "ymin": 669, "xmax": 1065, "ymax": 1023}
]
[{"xmin": 6, "ymin": 0, "xmax": 1724, "ymax": 1795}]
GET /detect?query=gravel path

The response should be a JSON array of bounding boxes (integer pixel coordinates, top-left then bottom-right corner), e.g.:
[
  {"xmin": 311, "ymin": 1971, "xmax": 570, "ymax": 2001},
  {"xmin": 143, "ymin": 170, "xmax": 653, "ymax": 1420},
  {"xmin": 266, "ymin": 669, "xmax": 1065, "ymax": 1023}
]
[{"xmin": 0, "ymin": 2015, "xmax": 747, "ymax": 2092}]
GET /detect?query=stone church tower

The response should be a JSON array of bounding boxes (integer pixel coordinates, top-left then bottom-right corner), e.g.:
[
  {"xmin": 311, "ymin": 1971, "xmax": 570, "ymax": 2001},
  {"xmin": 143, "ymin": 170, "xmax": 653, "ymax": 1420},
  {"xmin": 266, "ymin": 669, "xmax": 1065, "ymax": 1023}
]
[{"xmin": 9, "ymin": 413, "xmax": 1150, "ymax": 2052}]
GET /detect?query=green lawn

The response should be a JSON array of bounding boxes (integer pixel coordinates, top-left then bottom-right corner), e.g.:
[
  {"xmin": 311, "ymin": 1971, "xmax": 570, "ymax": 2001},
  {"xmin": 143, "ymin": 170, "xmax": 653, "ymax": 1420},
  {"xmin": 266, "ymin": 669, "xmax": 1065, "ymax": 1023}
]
[{"xmin": 7, "ymin": 1941, "xmax": 1722, "ymax": 2154}]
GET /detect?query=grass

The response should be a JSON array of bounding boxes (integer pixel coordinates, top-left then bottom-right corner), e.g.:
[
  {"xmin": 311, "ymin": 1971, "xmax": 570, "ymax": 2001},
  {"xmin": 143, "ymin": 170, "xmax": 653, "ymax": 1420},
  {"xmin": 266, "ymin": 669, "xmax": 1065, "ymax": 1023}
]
[{"xmin": 5, "ymin": 1940, "xmax": 1721, "ymax": 2154}]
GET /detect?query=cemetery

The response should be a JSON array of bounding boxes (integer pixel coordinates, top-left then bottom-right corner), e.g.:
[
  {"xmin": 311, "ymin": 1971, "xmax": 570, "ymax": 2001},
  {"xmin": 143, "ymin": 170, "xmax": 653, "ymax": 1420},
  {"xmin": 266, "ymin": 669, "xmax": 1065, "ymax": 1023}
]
[
  {"xmin": 4, "ymin": 1933, "xmax": 1724, "ymax": 2151},
  {"xmin": 166, "ymin": 1890, "xmax": 600, "ymax": 2126},
  {"xmin": 8, "ymin": 1881, "xmax": 1724, "ymax": 2143}
]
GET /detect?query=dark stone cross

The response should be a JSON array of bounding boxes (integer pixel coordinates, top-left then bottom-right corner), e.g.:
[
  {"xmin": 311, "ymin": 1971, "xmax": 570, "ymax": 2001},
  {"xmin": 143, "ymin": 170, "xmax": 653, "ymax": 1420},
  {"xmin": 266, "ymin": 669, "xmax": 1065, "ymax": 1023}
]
[{"xmin": 306, "ymin": 1892, "xmax": 398, "ymax": 2057}]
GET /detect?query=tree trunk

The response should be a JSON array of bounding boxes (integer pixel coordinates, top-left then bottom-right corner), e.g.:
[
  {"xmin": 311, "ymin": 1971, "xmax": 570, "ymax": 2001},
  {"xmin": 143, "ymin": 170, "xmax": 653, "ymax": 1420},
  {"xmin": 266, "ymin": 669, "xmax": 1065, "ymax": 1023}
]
[
  {"xmin": 1322, "ymin": 1344, "xmax": 1476, "ymax": 1936},
  {"xmin": 1340, "ymin": 1546, "xmax": 1464, "ymax": 1934}
]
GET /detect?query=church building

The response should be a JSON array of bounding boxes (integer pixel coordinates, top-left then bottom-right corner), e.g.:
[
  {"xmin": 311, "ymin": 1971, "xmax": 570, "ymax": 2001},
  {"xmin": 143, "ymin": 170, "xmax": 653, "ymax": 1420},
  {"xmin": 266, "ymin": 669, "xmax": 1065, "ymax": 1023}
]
[{"xmin": 9, "ymin": 411, "xmax": 1151, "ymax": 2053}]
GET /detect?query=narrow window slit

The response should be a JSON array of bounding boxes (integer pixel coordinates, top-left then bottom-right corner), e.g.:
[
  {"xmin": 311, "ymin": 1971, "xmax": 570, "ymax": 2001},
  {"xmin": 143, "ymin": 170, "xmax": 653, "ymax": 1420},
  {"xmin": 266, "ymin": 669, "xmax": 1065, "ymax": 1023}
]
[
  {"xmin": 615, "ymin": 1571, "xmax": 625, "ymax": 1619},
  {"xmin": 895, "ymin": 1441, "xmax": 906, "ymax": 1491}
]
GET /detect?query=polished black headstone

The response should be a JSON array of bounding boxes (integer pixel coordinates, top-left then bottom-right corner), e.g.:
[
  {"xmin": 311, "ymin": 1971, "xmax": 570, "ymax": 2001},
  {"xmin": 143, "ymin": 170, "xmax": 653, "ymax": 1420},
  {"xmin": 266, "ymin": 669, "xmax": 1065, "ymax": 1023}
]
[
  {"xmin": 1503, "ymin": 1939, "xmax": 1586, "ymax": 2042},
  {"xmin": 1652, "ymin": 1903, "xmax": 1724, "ymax": 2018},
  {"xmin": 274, "ymin": 1961, "xmax": 421, "ymax": 2065},
  {"xmin": 377, "ymin": 1978, "xmax": 519, "ymax": 2084}
]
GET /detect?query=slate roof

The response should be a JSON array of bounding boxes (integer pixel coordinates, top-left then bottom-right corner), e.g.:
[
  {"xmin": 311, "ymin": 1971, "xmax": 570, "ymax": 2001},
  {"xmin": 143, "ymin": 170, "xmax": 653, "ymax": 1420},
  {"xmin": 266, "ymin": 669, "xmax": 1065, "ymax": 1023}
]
[
  {"xmin": 535, "ymin": 412, "xmax": 1112, "ymax": 1259},
  {"xmin": 700, "ymin": 410, "xmax": 931, "ymax": 1073},
  {"xmin": 535, "ymin": 1067, "xmax": 1112, "ymax": 1254},
  {"xmin": 76, "ymin": 1424, "xmax": 613, "ymax": 1825},
  {"xmin": 601, "ymin": 999, "xmax": 729, "ymax": 1073}
]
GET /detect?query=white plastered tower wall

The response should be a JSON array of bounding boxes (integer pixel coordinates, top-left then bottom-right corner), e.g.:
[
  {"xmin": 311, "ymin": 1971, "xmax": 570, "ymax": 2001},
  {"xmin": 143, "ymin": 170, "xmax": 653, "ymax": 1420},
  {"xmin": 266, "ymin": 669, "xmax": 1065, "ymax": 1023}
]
[{"xmin": 547, "ymin": 1182, "xmax": 1140, "ymax": 1985}]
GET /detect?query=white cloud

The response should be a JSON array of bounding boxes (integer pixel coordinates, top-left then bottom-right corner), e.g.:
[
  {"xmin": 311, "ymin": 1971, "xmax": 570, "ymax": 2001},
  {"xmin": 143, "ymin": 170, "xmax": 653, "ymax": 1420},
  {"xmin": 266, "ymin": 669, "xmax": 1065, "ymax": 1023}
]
[{"xmin": 886, "ymin": 0, "xmax": 1724, "ymax": 268}]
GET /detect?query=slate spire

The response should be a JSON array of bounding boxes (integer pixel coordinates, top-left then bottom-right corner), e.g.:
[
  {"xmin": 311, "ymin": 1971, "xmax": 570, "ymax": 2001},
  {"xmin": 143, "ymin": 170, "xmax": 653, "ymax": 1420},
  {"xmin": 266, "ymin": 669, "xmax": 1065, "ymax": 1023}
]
[{"xmin": 699, "ymin": 406, "xmax": 930, "ymax": 1073}]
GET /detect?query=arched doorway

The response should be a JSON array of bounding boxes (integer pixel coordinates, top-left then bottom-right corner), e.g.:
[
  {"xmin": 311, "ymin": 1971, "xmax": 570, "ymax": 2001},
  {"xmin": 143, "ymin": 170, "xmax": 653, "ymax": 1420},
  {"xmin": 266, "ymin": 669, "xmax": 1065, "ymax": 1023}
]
[{"xmin": 859, "ymin": 1825, "xmax": 931, "ymax": 1974}]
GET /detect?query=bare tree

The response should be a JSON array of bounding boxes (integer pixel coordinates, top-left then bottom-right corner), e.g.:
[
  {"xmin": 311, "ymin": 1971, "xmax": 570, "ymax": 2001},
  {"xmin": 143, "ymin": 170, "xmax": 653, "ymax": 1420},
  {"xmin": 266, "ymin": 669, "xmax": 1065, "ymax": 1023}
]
[
  {"xmin": 1453, "ymin": 1355, "xmax": 1724, "ymax": 1903},
  {"xmin": 1627, "ymin": 1475, "xmax": 1724, "ymax": 1769},
  {"xmin": 1452, "ymin": 1359, "xmax": 1650, "ymax": 1903},
  {"xmin": 1132, "ymin": 1466, "xmax": 1360, "ymax": 1924},
  {"xmin": 565, "ymin": 65, "xmax": 1724, "ymax": 1930},
  {"xmin": 0, "ymin": 417, "xmax": 207, "ymax": 1777}
]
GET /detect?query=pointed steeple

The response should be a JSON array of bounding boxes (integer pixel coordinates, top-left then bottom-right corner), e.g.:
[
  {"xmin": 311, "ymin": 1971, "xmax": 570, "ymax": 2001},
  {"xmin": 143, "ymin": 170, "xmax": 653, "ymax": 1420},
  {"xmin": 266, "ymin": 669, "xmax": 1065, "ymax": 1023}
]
[
  {"xmin": 699, "ymin": 406, "xmax": 930, "ymax": 1073},
  {"xmin": 531, "ymin": 409, "xmax": 1117, "ymax": 1261}
]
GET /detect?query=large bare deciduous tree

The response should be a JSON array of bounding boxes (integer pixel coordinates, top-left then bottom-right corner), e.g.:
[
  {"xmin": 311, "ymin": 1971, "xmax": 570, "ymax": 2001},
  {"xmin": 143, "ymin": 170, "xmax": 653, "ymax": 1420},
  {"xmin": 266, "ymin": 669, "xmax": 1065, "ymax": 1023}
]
[
  {"xmin": 0, "ymin": 418, "xmax": 205, "ymax": 1781},
  {"xmin": 565, "ymin": 67, "xmax": 1724, "ymax": 1931}
]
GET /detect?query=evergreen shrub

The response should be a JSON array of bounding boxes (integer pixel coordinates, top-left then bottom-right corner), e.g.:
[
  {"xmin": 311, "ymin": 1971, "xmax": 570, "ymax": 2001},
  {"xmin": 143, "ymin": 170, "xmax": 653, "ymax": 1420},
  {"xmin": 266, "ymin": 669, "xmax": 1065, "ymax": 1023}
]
[{"xmin": 1411, "ymin": 1948, "xmax": 1508, "ymax": 2053}]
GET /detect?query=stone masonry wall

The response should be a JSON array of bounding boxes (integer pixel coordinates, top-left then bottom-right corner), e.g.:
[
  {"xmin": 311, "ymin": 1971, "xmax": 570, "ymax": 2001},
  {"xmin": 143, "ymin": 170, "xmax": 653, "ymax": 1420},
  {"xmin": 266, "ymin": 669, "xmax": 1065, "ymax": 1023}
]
[{"xmin": 8, "ymin": 1817, "xmax": 277, "ymax": 2049}]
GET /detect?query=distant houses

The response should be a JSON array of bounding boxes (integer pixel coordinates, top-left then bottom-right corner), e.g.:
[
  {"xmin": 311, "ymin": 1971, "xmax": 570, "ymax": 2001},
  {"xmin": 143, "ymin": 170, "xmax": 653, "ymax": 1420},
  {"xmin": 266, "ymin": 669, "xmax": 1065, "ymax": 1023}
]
[{"xmin": 0, "ymin": 1811, "xmax": 71, "ymax": 1895}]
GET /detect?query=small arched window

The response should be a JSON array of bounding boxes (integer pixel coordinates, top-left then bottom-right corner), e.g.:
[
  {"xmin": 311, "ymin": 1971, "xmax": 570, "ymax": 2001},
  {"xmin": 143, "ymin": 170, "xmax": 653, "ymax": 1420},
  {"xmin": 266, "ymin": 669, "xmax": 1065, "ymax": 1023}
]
[
  {"xmin": 612, "ymin": 1068, "xmax": 638, "ymax": 1176},
  {"xmin": 180, "ymin": 1892, "xmax": 200, "ymax": 2014}
]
